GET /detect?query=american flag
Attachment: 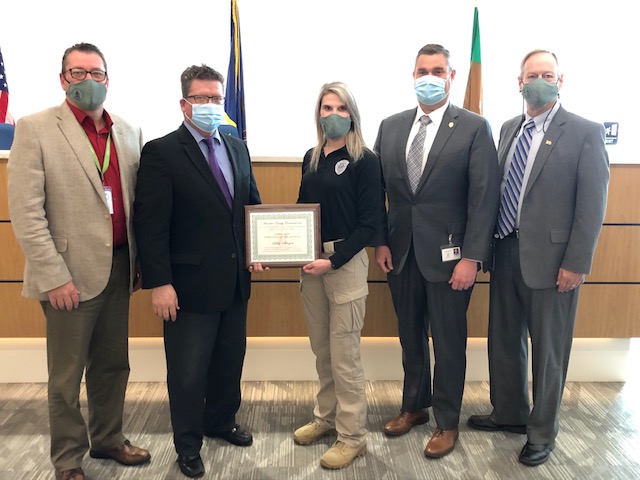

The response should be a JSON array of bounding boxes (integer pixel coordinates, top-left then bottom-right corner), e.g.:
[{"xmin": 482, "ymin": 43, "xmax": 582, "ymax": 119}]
[{"xmin": 0, "ymin": 47, "xmax": 12, "ymax": 124}]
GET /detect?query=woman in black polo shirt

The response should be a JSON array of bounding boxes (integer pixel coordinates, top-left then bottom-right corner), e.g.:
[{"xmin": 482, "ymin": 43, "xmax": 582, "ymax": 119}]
[{"xmin": 293, "ymin": 82, "xmax": 383, "ymax": 470}]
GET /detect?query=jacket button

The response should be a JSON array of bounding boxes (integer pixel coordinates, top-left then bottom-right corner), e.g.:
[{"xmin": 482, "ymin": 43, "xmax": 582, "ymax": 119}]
[
  {"xmin": 105, "ymin": 243, "xmax": 112, "ymax": 248},
  {"xmin": 231, "ymin": 253, "xmax": 237, "ymax": 259}
]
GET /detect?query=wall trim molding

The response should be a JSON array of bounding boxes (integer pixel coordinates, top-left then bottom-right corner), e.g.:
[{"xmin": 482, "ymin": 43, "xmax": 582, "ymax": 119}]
[
  {"xmin": 251, "ymin": 156, "xmax": 301, "ymax": 163},
  {"xmin": 0, "ymin": 337, "xmax": 632, "ymax": 383}
]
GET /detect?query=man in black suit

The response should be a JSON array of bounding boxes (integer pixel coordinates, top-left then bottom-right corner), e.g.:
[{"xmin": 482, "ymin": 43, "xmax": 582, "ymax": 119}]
[
  {"xmin": 375, "ymin": 44, "xmax": 499, "ymax": 458},
  {"xmin": 134, "ymin": 65, "xmax": 261, "ymax": 478}
]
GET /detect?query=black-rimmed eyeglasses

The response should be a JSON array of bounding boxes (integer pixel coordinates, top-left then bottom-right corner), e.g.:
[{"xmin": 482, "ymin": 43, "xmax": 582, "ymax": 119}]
[{"xmin": 65, "ymin": 68, "xmax": 107, "ymax": 82}]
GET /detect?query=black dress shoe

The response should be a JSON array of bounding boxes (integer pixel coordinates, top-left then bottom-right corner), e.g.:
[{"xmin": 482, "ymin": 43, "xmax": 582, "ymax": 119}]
[
  {"xmin": 177, "ymin": 454, "xmax": 205, "ymax": 478},
  {"xmin": 468, "ymin": 414, "xmax": 527, "ymax": 434},
  {"xmin": 519, "ymin": 442, "xmax": 553, "ymax": 466},
  {"xmin": 205, "ymin": 424, "xmax": 253, "ymax": 446}
]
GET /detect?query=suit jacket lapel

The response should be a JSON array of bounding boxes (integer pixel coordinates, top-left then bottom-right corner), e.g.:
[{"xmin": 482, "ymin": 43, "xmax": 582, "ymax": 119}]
[
  {"xmin": 498, "ymin": 118, "xmax": 522, "ymax": 170},
  {"xmin": 111, "ymin": 120, "xmax": 134, "ymax": 223},
  {"xmin": 418, "ymin": 104, "xmax": 458, "ymax": 191},
  {"xmin": 180, "ymin": 125, "xmax": 232, "ymax": 212},
  {"xmin": 524, "ymin": 106, "xmax": 567, "ymax": 198},
  {"xmin": 393, "ymin": 109, "xmax": 416, "ymax": 194},
  {"xmin": 56, "ymin": 102, "xmax": 105, "ymax": 203},
  {"xmin": 220, "ymin": 135, "xmax": 240, "ymax": 211}
]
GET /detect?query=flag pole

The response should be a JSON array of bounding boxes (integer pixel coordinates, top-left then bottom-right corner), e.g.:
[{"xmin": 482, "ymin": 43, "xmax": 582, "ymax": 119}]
[{"xmin": 225, "ymin": 0, "xmax": 247, "ymax": 141}]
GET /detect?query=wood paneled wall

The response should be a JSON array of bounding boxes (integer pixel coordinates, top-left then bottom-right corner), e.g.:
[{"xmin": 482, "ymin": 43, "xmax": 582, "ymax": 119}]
[{"xmin": 1, "ymin": 154, "xmax": 638, "ymax": 338}]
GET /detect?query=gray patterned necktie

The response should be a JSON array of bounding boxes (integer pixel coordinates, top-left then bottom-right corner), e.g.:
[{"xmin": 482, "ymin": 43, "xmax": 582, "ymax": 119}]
[{"xmin": 406, "ymin": 115, "xmax": 432, "ymax": 193}]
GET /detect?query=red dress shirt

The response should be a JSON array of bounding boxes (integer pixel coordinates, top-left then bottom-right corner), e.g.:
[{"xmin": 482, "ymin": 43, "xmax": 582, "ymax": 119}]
[{"xmin": 67, "ymin": 100, "xmax": 128, "ymax": 248}]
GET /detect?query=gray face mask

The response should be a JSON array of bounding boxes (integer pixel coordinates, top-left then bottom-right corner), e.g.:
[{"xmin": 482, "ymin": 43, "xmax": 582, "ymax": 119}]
[
  {"xmin": 319, "ymin": 114, "xmax": 351, "ymax": 140},
  {"xmin": 521, "ymin": 78, "xmax": 559, "ymax": 108},
  {"xmin": 67, "ymin": 79, "xmax": 107, "ymax": 110}
]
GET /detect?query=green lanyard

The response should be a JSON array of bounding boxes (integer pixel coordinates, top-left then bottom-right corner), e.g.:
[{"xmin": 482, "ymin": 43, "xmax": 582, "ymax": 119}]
[{"xmin": 83, "ymin": 131, "xmax": 111, "ymax": 180}]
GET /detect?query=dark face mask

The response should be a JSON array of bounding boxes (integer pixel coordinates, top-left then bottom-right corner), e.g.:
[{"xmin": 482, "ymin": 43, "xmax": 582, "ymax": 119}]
[
  {"xmin": 320, "ymin": 114, "xmax": 351, "ymax": 140},
  {"xmin": 67, "ymin": 79, "xmax": 107, "ymax": 111},
  {"xmin": 521, "ymin": 78, "xmax": 559, "ymax": 108}
]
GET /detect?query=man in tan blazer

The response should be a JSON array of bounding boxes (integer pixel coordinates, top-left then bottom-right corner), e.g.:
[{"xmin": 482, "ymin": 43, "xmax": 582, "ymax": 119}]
[{"xmin": 8, "ymin": 43, "xmax": 150, "ymax": 480}]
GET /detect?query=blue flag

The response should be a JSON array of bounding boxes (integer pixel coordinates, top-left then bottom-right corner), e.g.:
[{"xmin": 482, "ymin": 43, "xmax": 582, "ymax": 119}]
[{"xmin": 225, "ymin": 0, "xmax": 246, "ymax": 141}]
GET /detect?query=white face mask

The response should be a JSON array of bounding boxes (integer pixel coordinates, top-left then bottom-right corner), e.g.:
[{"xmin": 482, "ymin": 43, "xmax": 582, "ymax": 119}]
[
  {"xmin": 414, "ymin": 75, "xmax": 447, "ymax": 106},
  {"xmin": 187, "ymin": 102, "xmax": 225, "ymax": 132}
]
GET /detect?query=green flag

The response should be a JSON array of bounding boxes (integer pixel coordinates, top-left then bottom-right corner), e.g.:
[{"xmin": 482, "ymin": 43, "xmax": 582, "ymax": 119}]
[{"xmin": 463, "ymin": 6, "xmax": 482, "ymax": 114}]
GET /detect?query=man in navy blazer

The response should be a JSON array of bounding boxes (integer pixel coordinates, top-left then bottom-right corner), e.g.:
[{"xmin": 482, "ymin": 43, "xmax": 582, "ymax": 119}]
[
  {"xmin": 375, "ymin": 44, "xmax": 499, "ymax": 458},
  {"xmin": 134, "ymin": 65, "xmax": 261, "ymax": 478},
  {"xmin": 468, "ymin": 50, "xmax": 609, "ymax": 466}
]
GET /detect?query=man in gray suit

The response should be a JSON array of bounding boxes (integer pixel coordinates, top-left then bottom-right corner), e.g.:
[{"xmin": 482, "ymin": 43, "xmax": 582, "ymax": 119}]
[
  {"xmin": 8, "ymin": 43, "xmax": 150, "ymax": 480},
  {"xmin": 375, "ymin": 44, "xmax": 499, "ymax": 458},
  {"xmin": 468, "ymin": 49, "xmax": 609, "ymax": 466}
]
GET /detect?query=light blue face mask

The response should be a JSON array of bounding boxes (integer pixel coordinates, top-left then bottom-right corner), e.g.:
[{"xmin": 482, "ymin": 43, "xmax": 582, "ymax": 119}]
[
  {"xmin": 414, "ymin": 75, "xmax": 447, "ymax": 106},
  {"xmin": 188, "ymin": 102, "xmax": 225, "ymax": 132},
  {"xmin": 521, "ymin": 78, "xmax": 559, "ymax": 108}
]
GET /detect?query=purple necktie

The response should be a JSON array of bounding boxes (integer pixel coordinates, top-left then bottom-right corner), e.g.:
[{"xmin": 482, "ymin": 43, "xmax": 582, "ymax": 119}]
[{"xmin": 204, "ymin": 137, "xmax": 233, "ymax": 209}]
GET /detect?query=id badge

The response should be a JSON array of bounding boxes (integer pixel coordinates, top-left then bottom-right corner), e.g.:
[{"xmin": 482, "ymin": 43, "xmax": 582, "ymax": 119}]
[
  {"xmin": 441, "ymin": 234, "xmax": 461, "ymax": 262},
  {"xmin": 103, "ymin": 186, "xmax": 114, "ymax": 214}
]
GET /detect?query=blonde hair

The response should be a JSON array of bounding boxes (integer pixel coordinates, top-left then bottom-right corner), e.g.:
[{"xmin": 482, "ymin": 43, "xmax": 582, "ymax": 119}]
[{"xmin": 309, "ymin": 82, "xmax": 368, "ymax": 171}]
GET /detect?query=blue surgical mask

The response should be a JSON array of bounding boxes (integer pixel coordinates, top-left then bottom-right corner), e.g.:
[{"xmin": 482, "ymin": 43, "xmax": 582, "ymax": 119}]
[
  {"xmin": 414, "ymin": 75, "xmax": 447, "ymax": 106},
  {"xmin": 521, "ymin": 78, "xmax": 559, "ymax": 108},
  {"xmin": 188, "ymin": 102, "xmax": 225, "ymax": 133}
]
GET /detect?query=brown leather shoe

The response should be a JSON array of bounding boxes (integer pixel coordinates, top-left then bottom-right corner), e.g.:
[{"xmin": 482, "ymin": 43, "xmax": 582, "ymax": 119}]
[
  {"xmin": 424, "ymin": 427, "xmax": 459, "ymax": 458},
  {"xmin": 89, "ymin": 439, "xmax": 151, "ymax": 465},
  {"xmin": 383, "ymin": 410, "xmax": 429, "ymax": 436},
  {"xmin": 55, "ymin": 468, "xmax": 85, "ymax": 480}
]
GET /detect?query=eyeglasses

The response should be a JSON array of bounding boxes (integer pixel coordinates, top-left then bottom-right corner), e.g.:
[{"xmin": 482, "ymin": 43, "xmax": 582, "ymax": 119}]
[
  {"xmin": 66, "ymin": 68, "xmax": 107, "ymax": 82},
  {"xmin": 186, "ymin": 95, "xmax": 225, "ymax": 105}
]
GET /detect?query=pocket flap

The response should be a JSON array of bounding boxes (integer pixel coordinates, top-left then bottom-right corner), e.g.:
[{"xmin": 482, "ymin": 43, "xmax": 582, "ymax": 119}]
[
  {"xmin": 52, "ymin": 236, "xmax": 68, "ymax": 252},
  {"xmin": 333, "ymin": 284, "xmax": 369, "ymax": 305},
  {"xmin": 550, "ymin": 229, "xmax": 570, "ymax": 243}
]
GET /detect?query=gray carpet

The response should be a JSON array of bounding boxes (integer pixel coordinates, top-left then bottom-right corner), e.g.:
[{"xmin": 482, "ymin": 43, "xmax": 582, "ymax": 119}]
[{"xmin": 1, "ymin": 381, "xmax": 639, "ymax": 479}]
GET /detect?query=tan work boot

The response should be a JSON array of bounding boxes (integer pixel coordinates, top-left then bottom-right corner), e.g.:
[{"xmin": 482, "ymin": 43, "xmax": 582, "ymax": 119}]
[
  {"xmin": 293, "ymin": 420, "xmax": 336, "ymax": 445},
  {"xmin": 320, "ymin": 441, "xmax": 367, "ymax": 469}
]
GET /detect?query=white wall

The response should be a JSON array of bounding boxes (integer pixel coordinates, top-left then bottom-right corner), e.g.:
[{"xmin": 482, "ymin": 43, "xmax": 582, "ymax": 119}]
[{"xmin": 2, "ymin": 0, "xmax": 637, "ymax": 163}]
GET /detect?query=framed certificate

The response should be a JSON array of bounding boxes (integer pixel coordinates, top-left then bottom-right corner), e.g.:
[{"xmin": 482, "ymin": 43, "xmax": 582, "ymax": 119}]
[{"xmin": 245, "ymin": 204, "xmax": 321, "ymax": 267}]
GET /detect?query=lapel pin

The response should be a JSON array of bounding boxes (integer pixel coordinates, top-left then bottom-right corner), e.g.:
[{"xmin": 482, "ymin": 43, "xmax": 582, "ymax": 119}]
[
  {"xmin": 545, "ymin": 140, "xmax": 552, "ymax": 145},
  {"xmin": 448, "ymin": 122, "xmax": 454, "ymax": 128}
]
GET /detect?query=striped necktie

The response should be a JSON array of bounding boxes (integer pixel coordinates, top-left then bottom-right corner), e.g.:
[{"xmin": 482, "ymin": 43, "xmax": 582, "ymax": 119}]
[{"xmin": 497, "ymin": 120, "xmax": 535, "ymax": 238}]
